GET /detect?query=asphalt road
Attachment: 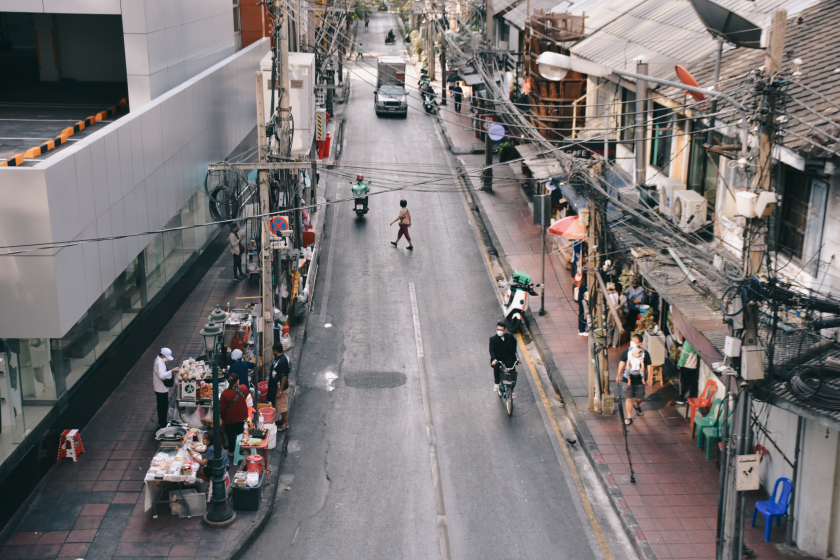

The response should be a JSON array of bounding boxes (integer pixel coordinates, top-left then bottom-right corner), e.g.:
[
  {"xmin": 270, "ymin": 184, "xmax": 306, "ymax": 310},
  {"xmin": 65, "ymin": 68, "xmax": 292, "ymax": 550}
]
[{"xmin": 247, "ymin": 13, "xmax": 624, "ymax": 560}]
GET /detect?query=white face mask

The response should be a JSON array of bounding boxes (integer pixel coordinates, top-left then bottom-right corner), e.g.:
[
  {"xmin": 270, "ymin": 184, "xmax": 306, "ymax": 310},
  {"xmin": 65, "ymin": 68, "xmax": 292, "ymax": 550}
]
[
  {"xmin": 630, "ymin": 341, "xmax": 638, "ymax": 348},
  {"xmin": 497, "ymin": 330, "xmax": 505, "ymax": 337}
]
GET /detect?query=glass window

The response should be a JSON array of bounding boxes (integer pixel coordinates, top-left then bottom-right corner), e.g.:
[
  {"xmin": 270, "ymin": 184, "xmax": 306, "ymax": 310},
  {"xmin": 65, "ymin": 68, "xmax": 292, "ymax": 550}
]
[
  {"xmin": 91, "ymin": 284, "xmax": 124, "ymax": 359},
  {"xmin": 53, "ymin": 312, "xmax": 97, "ymax": 391},
  {"xmin": 649, "ymin": 103, "xmax": 674, "ymax": 175},
  {"xmin": 687, "ymin": 120, "xmax": 722, "ymax": 208},
  {"xmin": 1, "ymin": 340, "xmax": 27, "ymax": 449},
  {"xmin": 620, "ymin": 87, "xmax": 635, "ymax": 144},
  {"xmin": 163, "ymin": 213, "xmax": 184, "ymax": 283},
  {"xmin": 778, "ymin": 168, "xmax": 811, "ymax": 259},
  {"xmin": 145, "ymin": 233, "xmax": 165, "ymax": 301}
]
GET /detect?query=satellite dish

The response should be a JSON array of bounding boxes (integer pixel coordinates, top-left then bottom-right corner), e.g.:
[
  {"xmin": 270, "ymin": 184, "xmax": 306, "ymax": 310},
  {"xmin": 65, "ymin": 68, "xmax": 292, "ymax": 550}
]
[
  {"xmin": 675, "ymin": 65, "xmax": 707, "ymax": 104},
  {"xmin": 688, "ymin": 0, "xmax": 762, "ymax": 49}
]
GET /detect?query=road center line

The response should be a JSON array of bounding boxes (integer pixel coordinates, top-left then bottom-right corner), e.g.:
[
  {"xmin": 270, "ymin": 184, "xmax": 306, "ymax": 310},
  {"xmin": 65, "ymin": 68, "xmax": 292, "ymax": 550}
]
[{"xmin": 408, "ymin": 282, "xmax": 453, "ymax": 560}]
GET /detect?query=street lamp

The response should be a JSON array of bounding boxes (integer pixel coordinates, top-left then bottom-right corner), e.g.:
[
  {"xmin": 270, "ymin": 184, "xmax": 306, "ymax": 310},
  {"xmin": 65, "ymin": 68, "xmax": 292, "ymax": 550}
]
[
  {"xmin": 534, "ymin": 52, "xmax": 749, "ymax": 158},
  {"xmin": 199, "ymin": 317, "xmax": 235, "ymax": 527}
]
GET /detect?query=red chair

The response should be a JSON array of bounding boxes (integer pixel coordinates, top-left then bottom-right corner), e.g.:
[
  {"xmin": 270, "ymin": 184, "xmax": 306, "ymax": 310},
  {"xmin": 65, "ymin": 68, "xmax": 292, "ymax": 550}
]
[{"xmin": 687, "ymin": 380, "xmax": 718, "ymax": 427}]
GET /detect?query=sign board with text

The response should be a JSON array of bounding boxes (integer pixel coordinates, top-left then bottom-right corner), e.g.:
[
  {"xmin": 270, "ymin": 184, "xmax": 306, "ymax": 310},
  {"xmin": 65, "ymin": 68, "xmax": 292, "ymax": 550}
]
[
  {"xmin": 559, "ymin": 139, "xmax": 617, "ymax": 162},
  {"xmin": 735, "ymin": 454, "xmax": 761, "ymax": 491}
]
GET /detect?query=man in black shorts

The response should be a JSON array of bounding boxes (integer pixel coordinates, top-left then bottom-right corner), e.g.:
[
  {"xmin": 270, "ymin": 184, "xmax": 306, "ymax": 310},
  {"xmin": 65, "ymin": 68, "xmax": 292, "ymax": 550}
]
[{"xmin": 615, "ymin": 333, "xmax": 651, "ymax": 425}]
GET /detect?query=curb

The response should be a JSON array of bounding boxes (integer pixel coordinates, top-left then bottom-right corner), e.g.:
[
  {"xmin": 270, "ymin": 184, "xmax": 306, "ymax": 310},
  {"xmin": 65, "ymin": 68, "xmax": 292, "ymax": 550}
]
[{"xmin": 454, "ymin": 158, "xmax": 658, "ymax": 560}]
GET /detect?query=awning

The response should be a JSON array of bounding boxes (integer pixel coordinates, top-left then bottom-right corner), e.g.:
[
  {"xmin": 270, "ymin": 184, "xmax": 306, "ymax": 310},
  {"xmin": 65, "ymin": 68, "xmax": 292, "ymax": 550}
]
[
  {"xmin": 548, "ymin": 216, "xmax": 586, "ymax": 239},
  {"xmin": 462, "ymin": 73, "xmax": 484, "ymax": 86},
  {"xmin": 524, "ymin": 157, "xmax": 564, "ymax": 179}
]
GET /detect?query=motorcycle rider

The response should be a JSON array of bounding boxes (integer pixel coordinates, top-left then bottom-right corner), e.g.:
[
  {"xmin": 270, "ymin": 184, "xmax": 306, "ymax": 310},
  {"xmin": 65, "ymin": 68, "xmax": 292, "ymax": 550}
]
[
  {"xmin": 352, "ymin": 174, "xmax": 370, "ymax": 211},
  {"xmin": 386, "ymin": 29, "xmax": 395, "ymax": 42},
  {"xmin": 420, "ymin": 80, "xmax": 435, "ymax": 106},
  {"xmin": 489, "ymin": 321, "xmax": 518, "ymax": 395}
]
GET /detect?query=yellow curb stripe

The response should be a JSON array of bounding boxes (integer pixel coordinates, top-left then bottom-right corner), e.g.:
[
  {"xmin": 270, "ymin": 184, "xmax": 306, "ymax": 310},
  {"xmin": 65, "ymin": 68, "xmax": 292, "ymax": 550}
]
[{"xmin": 516, "ymin": 332, "xmax": 613, "ymax": 560}]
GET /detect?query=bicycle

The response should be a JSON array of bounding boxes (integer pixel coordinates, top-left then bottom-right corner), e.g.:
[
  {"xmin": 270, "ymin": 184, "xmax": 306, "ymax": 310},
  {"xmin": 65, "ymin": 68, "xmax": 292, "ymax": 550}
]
[{"xmin": 496, "ymin": 360, "xmax": 519, "ymax": 416}]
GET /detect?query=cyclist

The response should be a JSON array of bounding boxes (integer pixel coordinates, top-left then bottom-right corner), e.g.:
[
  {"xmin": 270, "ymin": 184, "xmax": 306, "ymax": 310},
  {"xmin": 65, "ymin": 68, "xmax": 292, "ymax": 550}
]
[{"xmin": 489, "ymin": 321, "xmax": 517, "ymax": 395}]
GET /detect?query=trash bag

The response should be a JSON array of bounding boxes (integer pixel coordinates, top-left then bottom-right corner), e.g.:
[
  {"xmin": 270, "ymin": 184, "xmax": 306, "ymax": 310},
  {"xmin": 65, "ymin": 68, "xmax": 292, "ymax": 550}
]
[
  {"xmin": 167, "ymin": 403, "xmax": 181, "ymax": 422},
  {"xmin": 281, "ymin": 333, "xmax": 293, "ymax": 352},
  {"xmin": 294, "ymin": 294, "xmax": 308, "ymax": 318},
  {"xmin": 184, "ymin": 408, "xmax": 203, "ymax": 429}
]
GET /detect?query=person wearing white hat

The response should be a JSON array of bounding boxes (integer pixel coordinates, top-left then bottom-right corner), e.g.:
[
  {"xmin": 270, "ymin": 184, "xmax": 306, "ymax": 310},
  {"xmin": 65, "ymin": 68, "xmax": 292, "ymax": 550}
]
[
  {"xmin": 227, "ymin": 348, "xmax": 256, "ymax": 389},
  {"xmin": 153, "ymin": 348, "xmax": 179, "ymax": 430}
]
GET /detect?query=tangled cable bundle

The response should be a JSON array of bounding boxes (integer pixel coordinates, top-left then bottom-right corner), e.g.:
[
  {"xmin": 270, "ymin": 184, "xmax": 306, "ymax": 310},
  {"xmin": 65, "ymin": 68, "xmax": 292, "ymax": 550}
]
[{"xmin": 787, "ymin": 364, "xmax": 840, "ymax": 411}]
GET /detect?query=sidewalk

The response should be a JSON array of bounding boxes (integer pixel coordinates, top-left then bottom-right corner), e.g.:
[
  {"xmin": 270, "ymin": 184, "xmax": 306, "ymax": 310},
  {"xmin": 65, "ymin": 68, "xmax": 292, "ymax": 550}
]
[
  {"xmin": 440, "ymin": 117, "xmax": 813, "ymax": 560},
  {"xmin": 0, "ymin": 244, "xmax": 292, "ymax": 560}
]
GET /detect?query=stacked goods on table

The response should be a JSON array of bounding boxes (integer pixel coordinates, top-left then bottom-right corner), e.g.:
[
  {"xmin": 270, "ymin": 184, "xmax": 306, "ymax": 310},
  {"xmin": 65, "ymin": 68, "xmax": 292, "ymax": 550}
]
[{"xmin": 177, "ymin": 358, "xmax": 210, "ymax": 380}]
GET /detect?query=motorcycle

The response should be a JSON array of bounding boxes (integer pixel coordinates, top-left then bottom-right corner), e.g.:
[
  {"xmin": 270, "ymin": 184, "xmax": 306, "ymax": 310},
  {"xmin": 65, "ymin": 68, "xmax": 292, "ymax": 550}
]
[
  {"xmin": 496, "ymin": 360, "xmax": 520, "ymax": 416},
  {"xmin": 351, "ymin": 174, "xmax": 370, "ymax": 218},
  {"xmin": 502, "ymin": 270, "xmax": 539, "ymax": 332},
  {"xmin": 421, "ymin": 88, "xmax": 437, "ymax": 114},
  {"xmin": 385, "ymin": 36, "xmax": 396, "ymax": 45}
]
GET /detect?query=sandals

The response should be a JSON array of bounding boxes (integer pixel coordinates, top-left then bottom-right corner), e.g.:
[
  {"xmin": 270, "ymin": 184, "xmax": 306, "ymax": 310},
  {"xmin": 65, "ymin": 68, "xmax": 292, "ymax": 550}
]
[
  {"xmin": 625, "ymin": 418, "xmax": 633, "ymax": 426},
  {"xmin": 634, "ymin": 404, "xmax": 644, "ymax": 416}
]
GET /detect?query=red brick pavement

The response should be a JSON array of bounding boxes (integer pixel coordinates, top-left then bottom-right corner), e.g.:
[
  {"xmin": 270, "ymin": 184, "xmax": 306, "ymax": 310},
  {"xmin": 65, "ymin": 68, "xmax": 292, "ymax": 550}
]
[{"xmin": 0, "ymin": 250, "xmax": 288, "ymax": 560}]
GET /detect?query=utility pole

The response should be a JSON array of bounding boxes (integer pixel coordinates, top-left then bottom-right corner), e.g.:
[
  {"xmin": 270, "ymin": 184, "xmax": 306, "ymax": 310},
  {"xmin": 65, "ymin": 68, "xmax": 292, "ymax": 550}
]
[
  {"xmin": 634, "ymin": 57, "xmax": 648, "ymax": 188},
  {"xmin": 256, "ymin": 71, "xmax": 273, "ymax": 383},
  {"xmin": 584, "ymin": 208, "xmax": 600, "ymax": 413},
  {"xmin": 744, "ymin": 9, "xmax": 786, "ymax": 276},
  {"xmin": 440, "ymin": 1, "xmax": 447, "ymax": 106},
  {"xmin": 483, "ymin": 0, "xmax": 493, "ymax": 191},
  {"xmin": 429, "ymin": 19, "xmax": 437, "ymax": 81}
]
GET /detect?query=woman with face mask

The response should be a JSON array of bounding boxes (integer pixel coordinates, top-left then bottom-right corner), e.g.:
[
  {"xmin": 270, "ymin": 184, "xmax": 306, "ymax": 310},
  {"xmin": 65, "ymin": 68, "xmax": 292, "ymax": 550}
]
[{"xmin": 489, "ymin": 321, "xmax": 518, "ymax": 395}]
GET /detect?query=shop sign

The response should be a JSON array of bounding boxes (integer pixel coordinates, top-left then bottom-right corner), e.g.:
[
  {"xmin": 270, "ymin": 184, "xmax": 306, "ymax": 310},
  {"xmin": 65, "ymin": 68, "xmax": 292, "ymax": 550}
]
[
  {"xmin": 558, "ymin": 139, "xmax": 617, "ymax": 162},
  {"xmin": 735, "ymin": 454, "xmax": 761, "ymax": 491}
]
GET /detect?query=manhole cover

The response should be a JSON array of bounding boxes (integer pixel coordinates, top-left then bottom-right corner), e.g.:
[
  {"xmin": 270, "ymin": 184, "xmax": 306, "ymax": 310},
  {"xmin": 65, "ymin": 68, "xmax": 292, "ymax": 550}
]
[{"xmin": 344, "ymin": 372, "xmax": 407, "ymax": 388}]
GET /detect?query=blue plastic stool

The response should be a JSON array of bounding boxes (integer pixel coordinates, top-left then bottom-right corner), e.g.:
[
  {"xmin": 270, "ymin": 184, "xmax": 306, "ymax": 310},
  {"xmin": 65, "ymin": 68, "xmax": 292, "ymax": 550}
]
[{"xmin": 751, "ymin": 477, "xmax": 792, "ymax": 541}]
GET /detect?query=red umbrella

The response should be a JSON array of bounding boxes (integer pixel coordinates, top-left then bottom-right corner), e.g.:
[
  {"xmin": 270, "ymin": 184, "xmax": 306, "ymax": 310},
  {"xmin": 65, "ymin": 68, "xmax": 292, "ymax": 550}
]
[{"xmin": 548, "ymin": 216, "xmax": 586, "ymax": 239}]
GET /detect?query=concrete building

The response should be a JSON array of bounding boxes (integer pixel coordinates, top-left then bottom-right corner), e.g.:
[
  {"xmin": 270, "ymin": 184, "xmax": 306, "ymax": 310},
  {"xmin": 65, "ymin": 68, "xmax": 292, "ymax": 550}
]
[{"xmin": 0, "ymin": 0, "xmax": 268, "ymax": 481}]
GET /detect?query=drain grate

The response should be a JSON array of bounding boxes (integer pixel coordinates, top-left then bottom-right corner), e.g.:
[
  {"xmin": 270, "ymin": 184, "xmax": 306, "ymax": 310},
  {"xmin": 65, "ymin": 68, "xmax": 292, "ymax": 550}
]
[{"xmin": 344, "ymin": 372, "xmax": 407, "ymax": 388}]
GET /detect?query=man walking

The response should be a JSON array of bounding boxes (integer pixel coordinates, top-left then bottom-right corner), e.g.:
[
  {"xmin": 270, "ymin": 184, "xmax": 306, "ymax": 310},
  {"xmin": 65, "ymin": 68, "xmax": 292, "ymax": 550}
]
[
  {"xmin": 616, "ymin": 334, "xmax": 651, "ymax": 425},
  {"xmin": 450, "ymin": 82, "xmax": 463, "ymax": 113},
  {"xmin": 229, "ymin": 224, "xmax": 245, "ymax": 280},
  {"xmin": 606, "ymin": 282, "xmax": 627, "ymax": 347},
  {"xmin": 357, "ymin": 43, "xmax": 364, "ymax": 61},
  {"xmin": 390, "ymin": 199, "xmax": 413, "ymax": 250},
  {"xmin": 153, "ymin": 348, "xmax": 179, "ymax": 430},
  {"xmin": 624, "ymin": 277, "xmax": 645, "ymax": 333},
  {"xmin": 365, "ymin": 17, "xmax": 369, "ymax": 30},
  {"xmin": 673, "ymin": 332, "xmax": 699, "ymax": 405},
  {"xmin": 269, "ymin": 343, "xmax": 291, "ymax": 432}
]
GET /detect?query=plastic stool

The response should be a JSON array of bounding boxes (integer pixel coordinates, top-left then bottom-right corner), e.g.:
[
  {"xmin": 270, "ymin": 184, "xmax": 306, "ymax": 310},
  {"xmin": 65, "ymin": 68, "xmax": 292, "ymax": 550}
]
[
  {"xmin": 57, "ymin": 429, "xmax": 85, "ymax": 462},
  {"xmin": 233, "ymin": 434, "xmax": 248, "ymax": 466},
  {"xmin": 649, "ymin": 365, "xmax": 663, "ymax": 386}
]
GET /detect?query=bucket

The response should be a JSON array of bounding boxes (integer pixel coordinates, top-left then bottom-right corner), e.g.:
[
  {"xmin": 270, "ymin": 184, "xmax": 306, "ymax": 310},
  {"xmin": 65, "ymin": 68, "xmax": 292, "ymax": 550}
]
[
  {"xmin": 260, "ymin": 407, "xmax": 276, "ymax": 424},
  {"xmin": 264, "ymin": 423, "xmax": 277, "ymax": 449},
  {"xmin": 257, "ymin": 381, "xmax": 268, "ymax": 403},
  {"xmin": 246, "ymin": 454, "xmax": 263, "ymax": 474}
]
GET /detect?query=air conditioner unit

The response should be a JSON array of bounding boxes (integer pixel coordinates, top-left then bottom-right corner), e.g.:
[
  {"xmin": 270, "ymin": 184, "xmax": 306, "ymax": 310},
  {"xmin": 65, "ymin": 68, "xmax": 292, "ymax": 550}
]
[
  {"xmin": 672, "ymin": 190, "xmax": 708, "ymax": 233},
  {"xmin": 655, "ymin": 176, "xmax": 686, "ymax": 220}
]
